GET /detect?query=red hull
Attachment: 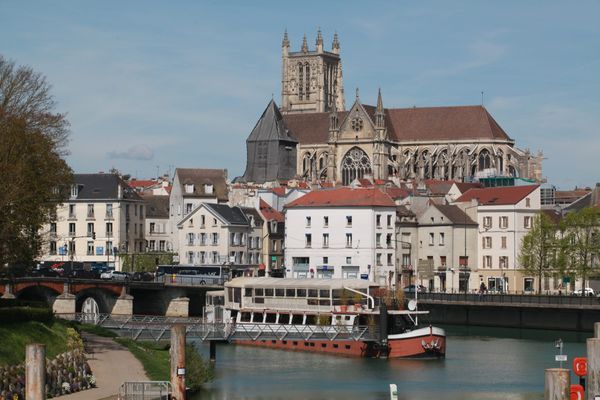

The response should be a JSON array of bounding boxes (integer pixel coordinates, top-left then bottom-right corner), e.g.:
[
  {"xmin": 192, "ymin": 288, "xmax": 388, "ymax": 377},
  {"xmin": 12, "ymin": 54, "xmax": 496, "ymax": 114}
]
[{"xmin": 234, "ymin": 332, "xmax": 445, "ymax": 359}]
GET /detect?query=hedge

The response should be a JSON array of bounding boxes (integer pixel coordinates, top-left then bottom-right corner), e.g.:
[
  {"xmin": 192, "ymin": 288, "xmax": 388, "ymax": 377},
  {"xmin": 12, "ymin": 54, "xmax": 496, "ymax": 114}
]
[{"xmin": 0, "ymin": 307, "xmax": 53, "ymax": 324}]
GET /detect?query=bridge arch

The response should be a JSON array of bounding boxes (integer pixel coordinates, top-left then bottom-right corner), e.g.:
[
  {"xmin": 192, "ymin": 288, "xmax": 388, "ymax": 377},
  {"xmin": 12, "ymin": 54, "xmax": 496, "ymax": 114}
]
[
  {"xmin": 15, "ymin": 285, "xmax": 61, "ymax": 307},
  {"xmin": 76, "ymin": 288, "xmax": 117, "ymax": 314}
]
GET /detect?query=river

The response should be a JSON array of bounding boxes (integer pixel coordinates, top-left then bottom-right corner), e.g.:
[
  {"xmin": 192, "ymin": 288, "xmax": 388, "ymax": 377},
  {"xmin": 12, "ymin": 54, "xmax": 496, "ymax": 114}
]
[{"xmin": 191, "ymin": 326, "xmax": 590, "ymax": 400}]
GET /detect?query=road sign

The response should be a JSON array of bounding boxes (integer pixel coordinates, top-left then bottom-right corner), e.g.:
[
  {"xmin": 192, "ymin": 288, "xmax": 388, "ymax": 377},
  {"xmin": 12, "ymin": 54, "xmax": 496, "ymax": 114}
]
[
  {"xmin": 555, "ymin": 354, "xmax": 568, "ymax": 362},
  {"xmin": 418, "ymin": 259, "xmax": 434, "ymax": 278}
]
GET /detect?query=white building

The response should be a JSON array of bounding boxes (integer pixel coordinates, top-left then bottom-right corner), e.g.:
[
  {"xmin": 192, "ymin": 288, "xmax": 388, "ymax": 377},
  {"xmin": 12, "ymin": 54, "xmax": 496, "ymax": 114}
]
[
  {"xmin": 284, "ymin": 187, "xmax": 397, "ymax": 286},
  {"xmin": 455, "ymin": 185, "xmax": 540, "ymax": 293},
  {"xmin": 142, "ymin": 194, "xmax": 172, "ymax": 253},
  {"xmin": 40, "ymin": 173, "xmax": 145, "ymax": 271}
]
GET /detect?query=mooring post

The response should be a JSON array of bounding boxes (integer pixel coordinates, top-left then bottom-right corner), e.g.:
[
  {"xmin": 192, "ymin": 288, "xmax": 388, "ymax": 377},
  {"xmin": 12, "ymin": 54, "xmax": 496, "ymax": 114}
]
[
  {"xmin": 544, "ymin": 368, "xmax": 569, "ymax": 400},
  {"xmin": 594, "ymin": 322, "xmax": 600, "ymax": 338},
  {"xmin": 209, "ymin": 340, "xmax": 216, "ymax": 362},
  {"xmin": 26, "ymin": 343, "xmax": 46, "ymax": 400},
  {"xmin": 587, "ymin": 338, "xmax": 600, "ymax": 400},
  {"xmin": 171, "ymin": 325, "xmax": 186, "ymax": 400}
]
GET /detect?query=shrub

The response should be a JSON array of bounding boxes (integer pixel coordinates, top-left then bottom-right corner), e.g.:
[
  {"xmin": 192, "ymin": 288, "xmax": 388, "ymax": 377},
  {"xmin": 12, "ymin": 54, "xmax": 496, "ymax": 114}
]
[{"xmin": 0, "ymin": 306, "xmax": 53, "ymax": 324}]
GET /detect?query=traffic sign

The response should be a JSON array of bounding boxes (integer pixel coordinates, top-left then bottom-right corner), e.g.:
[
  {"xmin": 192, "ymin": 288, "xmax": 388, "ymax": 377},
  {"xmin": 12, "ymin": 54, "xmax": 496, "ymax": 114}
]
[{"xmin": 555, "ymin": 354, "xmax": 568, "ymax": 362}]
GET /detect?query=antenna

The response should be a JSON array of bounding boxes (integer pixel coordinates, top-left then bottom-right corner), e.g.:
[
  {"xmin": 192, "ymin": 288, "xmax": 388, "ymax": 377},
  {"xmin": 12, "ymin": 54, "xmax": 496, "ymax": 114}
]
[{"xmin": 481, "ymin": 91, "xmax": 484, "ymax": 106}]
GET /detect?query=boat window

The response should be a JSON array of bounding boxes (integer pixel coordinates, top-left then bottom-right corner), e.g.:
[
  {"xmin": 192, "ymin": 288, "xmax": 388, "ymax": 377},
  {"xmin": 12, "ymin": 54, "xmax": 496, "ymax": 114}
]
[
  {"xmin": 275, "ymin": 288, "xmax": 285, "ymax": 297},
  {"xmin": 305, "ymin": 315, "xmax": 317, "ymax": 325},
  {"xmin": 285, "ymin": 288, "xmax": 295, "ymax": 297},
  {"xmin": 318, "ymin": 315, "xmax": 332, "ymax": 325},
  {"xmin": 333, "ymin": 344, "xmax": 339, "ymax": 349},
  {"xmin": 308, "ymin": 289, "xmax": 318, "ymax": 298},
  {"xmin": 252, "ymin": 312, "xmax": 263, "ymax": 323},
  {"xmin": 244, "ymin": 288, "xmax": 252, "ymax": 297},
  {"xmin": 319, "ymin": 299, "xmax": 331, "ymax": 306},
  {"xmin": 233, "ymin": 288, "xmax": 241, "ymax": 304},
  {"xmin": 279, "ymin": 314, "xmax": 290, "ymax": 324},
  {"xmin": 319, "ymin": 289, "xmax": 330, "ymax": 298},
  {"xmin": 265, "ymin": 313, "xmax": 277, "ymax": 323},
  {"xmin": 241, "ymin": 312, "xmax": 251, "ymax": 322},
  {"xmin": 292, "ymin": 314, "xmax": 303, "ymax": 324},
  {"xmin": 297, "ymin": 289, "xmax": 307, "ymax": 297},
  {"xmin": 255, "ymin": 288, "xmax": 263, "ymax": 296},
  {"xmin": 265, "ymin": 288, "xmax": 274, "ymax": 296},
  {"xmin": 307, "ymin": 299, "xmax": 318, "ymax": 306},
  {"xmin": 227, "ymin": 287, "xmax": 233, "ymax": 301},
  {"xmin": 206, "ymin": 297, "xmax": 212, "ymax": 306},
  {"xmin": 255, "ymin": 297, "xmax": 264, "ymax": 304}
]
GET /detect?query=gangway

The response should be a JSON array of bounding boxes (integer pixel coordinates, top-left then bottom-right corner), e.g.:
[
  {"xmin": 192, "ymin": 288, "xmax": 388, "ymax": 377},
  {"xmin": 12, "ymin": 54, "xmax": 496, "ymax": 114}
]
[{"xmin": 60, "ymin": 313, "xmax": 379, "ymax": 342}]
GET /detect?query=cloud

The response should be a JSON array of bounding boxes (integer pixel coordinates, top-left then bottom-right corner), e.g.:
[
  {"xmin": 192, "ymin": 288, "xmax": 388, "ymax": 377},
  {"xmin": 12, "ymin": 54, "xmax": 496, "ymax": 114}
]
[{"xmin": 107, "ymin": 144, "xmax": 154, "ymax": 160}]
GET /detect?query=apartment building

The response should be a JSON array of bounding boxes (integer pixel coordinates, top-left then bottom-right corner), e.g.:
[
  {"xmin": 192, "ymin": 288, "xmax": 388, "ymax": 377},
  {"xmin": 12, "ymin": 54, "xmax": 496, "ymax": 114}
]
[
  {"xmin": 142, "ymin": 194, "xmax": 172, "ymax": 253},
  {"xmin": 40, "ymin": 173, "xmax": 145, "ymax": 270},
  {"xmin": 259, "ymin": 199, "xmax": 285, "ymax": 276}
]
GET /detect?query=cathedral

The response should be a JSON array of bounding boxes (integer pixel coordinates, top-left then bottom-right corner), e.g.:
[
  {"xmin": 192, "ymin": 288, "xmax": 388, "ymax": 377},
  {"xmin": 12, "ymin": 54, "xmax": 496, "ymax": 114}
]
[{"xmin": 241, "ymin": 30, "xmax": 543, "ymax": 185}]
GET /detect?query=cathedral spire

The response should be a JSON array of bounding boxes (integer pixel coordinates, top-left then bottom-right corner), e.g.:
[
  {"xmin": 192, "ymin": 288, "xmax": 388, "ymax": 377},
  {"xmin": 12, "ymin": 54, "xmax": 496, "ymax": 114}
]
[
  {"xmin": 301, "ymin": 34, "xmax": 308, "ymax": 53},
  {"xmin": 355, "ymin": 87, "xmax": 360, "ymax": 101},
  {"xmin": 375, "ymin": 88, "xmax": 385, "ymax": 129},
  {"xmin": 316, "ymin": 27, "xmax": 323, "ymax": 53},
  {"xmin": 332, "ymin": 32, "xmax": 340, "ymax": 54},
  {"xmin": 282, "ymin": 29, "xmax": 290, "ymax": 57}
]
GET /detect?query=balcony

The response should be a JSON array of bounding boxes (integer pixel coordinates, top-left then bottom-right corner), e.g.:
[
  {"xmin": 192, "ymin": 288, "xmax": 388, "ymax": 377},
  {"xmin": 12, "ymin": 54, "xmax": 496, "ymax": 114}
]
[{"xmin": 105, "ymin": 212, "xmax": 114, "ymax": 220}]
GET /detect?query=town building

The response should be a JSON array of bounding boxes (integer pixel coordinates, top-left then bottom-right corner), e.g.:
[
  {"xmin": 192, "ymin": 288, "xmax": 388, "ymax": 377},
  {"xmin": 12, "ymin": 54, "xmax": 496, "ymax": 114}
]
[
  {"xmin": 258, "ymin": 199, "xmax": 285, "ymax": 276},
  {"xmin": 176, "ymin": 203, "xmax": 263, "ymax": 277},
  {"xmin": 240, "ymin": 31, "xmax": 543, "ymax": 185},
  {"xmin": 454, "ymin": 185, "xmax": 541, "ymax": 292},
  {"xmin": 141, "ymin": 193, "xmax": 172, "ymax": 253},
  {"xmin": 284, "ymin": 187, "xmax": 397, "ymax": 285},
  {"xmin": 40, "ymin": 173, "xmax": 145, "ymax": 271}
]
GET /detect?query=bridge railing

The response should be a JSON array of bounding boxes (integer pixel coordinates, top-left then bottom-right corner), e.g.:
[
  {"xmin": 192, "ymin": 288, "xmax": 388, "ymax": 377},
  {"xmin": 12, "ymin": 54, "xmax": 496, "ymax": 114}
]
[
  {"xmin": 118, "ymin": 380, "xmax": 171, "ymax": 400},
  {"xmin": 419, "ymin": 292, "xmax": 600, "ymax": 306}
]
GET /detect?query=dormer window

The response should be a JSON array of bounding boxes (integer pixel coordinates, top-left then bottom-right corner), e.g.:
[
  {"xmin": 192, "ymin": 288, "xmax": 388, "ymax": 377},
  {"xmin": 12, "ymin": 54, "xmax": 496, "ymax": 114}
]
[
  {"xmin": 185, "ymin": 184, "xmax": 194, "ymax": 194},
  {"xmin": 204, "ymin": 183, "xmax": 213, "ymax": 194},
  {"xmin": 70, "ymin": 185, "xmax": 79, "ymax": 198}
]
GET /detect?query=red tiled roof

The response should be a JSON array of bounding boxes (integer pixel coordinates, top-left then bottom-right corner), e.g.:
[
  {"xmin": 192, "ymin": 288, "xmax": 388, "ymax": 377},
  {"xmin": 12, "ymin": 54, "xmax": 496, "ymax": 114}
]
[
  {"xmin": 281, "ymin": 105, "xmax": 511, "ymax": 144},
  {"xmin": 357, "ymin": 178, "xmax": 374, "ymax": 187},
  {"xmin": 320, "ymin": 181, "xmax": 335, "ymax": 188},
  {"xmin": 424, "ymin": 179, "xmax": 454, "ymax": 195},
  {"xmin": 271, "ymin": 187, "xmax": 286, "ymax": 196},
  {"xmin": 259, "ymin": 199, "xmax": 284, "ymax": 222},
  {"xmin": 286, "ymin": 187, "xmax": 395, "ymax": 208},
  {"xmin": 385, "ymin": 187, "xmax": 411, "ymax": 200},
  {"xmin": 454, "ymin": 182, "xmax": 483, "ymax": 193},
  {"xmin": 129, "ymin": 179, "xmax": 158, "ymax": 188},
  {"xmin": 455, "ymin": 185, "xmax": 539, "ymax": 205},
  {"xmin": 297, "ymin": 181, "xmax": 310, "ymax": 189}
]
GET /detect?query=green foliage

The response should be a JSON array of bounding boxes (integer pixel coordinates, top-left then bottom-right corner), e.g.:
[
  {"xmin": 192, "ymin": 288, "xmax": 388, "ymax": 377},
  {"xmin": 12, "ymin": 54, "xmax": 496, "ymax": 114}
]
[
  {"xmin": 0, "ymin": 55, "xmax": 73, "ymax": 269},
  {"xmin": 519, "ymin": 212, "xmax": 558, "ymax": 292},
  {"xmin": 66, "ymin": 327, "xmax": 84, "ymax": 351},
  {"xmin": 120, "ymin": 252, "xmax": 175, "ymax": 273},
  {"xmin": 0, "ymin": 320, "xmax": 71, "ymax": 365},
  {"xmin": 0, "ymin": 306, "xmax": 53, "ymax": 324},
  {"xmin": 185, "ymin": 343, "xmax": 214, "ymax": 391}
]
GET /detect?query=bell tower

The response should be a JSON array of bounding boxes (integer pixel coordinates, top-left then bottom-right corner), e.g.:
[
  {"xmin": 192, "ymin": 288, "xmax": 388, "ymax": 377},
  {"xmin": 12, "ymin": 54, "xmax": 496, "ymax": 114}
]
[{"xmin": 281, "ymin": 29, "xmax": 345, "ymax": 114}]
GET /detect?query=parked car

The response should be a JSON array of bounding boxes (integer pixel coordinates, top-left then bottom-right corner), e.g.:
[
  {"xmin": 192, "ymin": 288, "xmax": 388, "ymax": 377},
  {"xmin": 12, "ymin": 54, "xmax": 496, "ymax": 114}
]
[
  {"xmin": 30, "ymin": 267, "xmax": 62, "ymax": 277},
  {"xmin": 403, "ymin": 284, "xmax": 428, "ymax": 294},
  {"xmin": 131, "ymin": 271, "xmax": 154, "ymax": 282},
  {"xmin": 573, "ymin": 288, "xmax": 595, "ymax": 296},
  {"xmin": 69, "ymin": 269, "xmax": 100, "ymax": 279},
  {"xmin": 100, "ymin": 270, "xmax": 130, "ymax": 281}
]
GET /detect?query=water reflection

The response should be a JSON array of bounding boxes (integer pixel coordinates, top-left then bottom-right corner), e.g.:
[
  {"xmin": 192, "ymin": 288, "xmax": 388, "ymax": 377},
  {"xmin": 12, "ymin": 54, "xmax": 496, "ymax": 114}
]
[{"xmin": 190, "ymin": 326, "xmax": 591, "ymax": 400}]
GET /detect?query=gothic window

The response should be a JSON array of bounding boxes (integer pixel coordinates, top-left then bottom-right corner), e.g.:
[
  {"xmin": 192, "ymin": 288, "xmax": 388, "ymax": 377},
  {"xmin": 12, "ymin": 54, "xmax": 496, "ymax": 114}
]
[
  {"xmin": 302, "ymin": 152, "xmax": 312, "ymax": 177},
  {"xmin": 318, "ymin": 153, "xmax": 328, "ymax": 179},
  {"xmin": 478, "ymin": 149, "xmax": 491, "ymax": 171},
  {"xmin": 351, "ymin": 117, "xmax": 363, "ymax": 132},
  {"xmin": 341, "ymin": 147, "xmax": 372, "ymax": 185},
  {"xmin": 298, "ymin": 63, "xmax": 304, "ymax": 100},
  {"xmin": 497, "ymin": 150, "xmax": 504, "ymax": 173},
  {"xmin": 305, "ymin": 63, "xmax": 310, "ymax": 100}
]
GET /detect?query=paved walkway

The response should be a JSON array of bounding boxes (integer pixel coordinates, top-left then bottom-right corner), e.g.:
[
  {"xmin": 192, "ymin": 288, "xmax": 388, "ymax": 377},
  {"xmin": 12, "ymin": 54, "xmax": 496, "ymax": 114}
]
[{"xmin": 57, "ymin": 332, "xmax": 149, "ymax": 400}]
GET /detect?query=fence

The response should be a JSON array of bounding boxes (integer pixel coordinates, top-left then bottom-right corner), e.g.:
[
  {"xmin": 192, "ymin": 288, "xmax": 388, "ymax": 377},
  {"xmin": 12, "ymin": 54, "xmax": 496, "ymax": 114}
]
[
  {"xmin": 419, "ymin": 292, "xmax": 600, "ymax": 307},
  {"xmin": 118, "ymin": 381, "xmax": 171, "ymax": 400}
]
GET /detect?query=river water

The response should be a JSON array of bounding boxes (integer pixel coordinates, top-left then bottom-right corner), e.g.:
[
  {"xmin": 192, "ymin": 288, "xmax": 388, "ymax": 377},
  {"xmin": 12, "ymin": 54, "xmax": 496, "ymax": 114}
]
[{"xmin": 191, "ymin": 326, "xmax": 590, "ymax": 400}]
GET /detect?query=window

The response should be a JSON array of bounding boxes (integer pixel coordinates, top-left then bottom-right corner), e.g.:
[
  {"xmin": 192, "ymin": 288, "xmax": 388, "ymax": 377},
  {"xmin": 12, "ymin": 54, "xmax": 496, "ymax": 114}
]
[
  {"xmin": 323, "ymin": 256, "xmax": 329, "ymax": 264},
  {"xmin": 346, "ymin": 233, "xmax": 352, "ymax": 248},
  {"xmin": 68, "ymin": 241, "xmax": 76, "ymax": 255},
  {"xmin": 376, "ymin": 253, "xmax": 382, "ymax": 266},
  {"xmin": 185, "ymin": 184, "xmax": 194, "ymax": 194},
  {"xmin": 49, "ymin": 241, "xmax": 57, "ymax": 255},
  {"xmin": 323, "ymin": 216, "xmax": 329, "ymax": 227},
  {"xmin": 140, "ymin": 205, "xmax": 143, "ymax": 217},
  {"xmin": 71, "ymin": 184, "xmax": 78, "ymax": 198},
  {"xmin": 68, "ymin": 223, "xmax": 76, "ymax": 236},
  {"xmin": 440, "ymin": 256, "xmax": 447, "ymax": 267},
  {"xmin": 483, "ymin": 216, "xmax": 492, "ymax": 229},
  {"xmin": 305, "ymin": 234, "xmax": 312, "ymax": 248},
  {"xmin": 501, "ymin": 236, "xmax": 507, "ymax": 249},
  {"xmin": 524, "ymin": 278, "xmax": 534, "ymax": 292},
  {"xmin": 387, "ymin": 214, "xmax": 393, "ymax": 227},
  {"xmin": 204, "ymin": 183, "xmax": 213, "ymax": 194},
  {"xmin": 499, "ymin": 216, "xmax": 508, "ymax": 229},
  {"xmin": 200, "ymin": 251, "xmax": 206, "ymax": 264},
  {"xmin": 87, "ymin": 204, "xmax": 94, "ymax": 218},
  {"xmin": 200, "ymin": 233, "xmax": 207, "ymax": 245},
  {"xmin": 212, "ymin": 251, "xmax": 218, "ymax": 263},
  {"xmin": 387, "ymin": 253, "xmax": 393, "ymax": 266},
  {"xmin": 187, "ymin": 251, "xmax": 194, "ymax": 264},
  {"xmin": 213, "ymin": 218, "xmax": 217, "ymax": 226},
  {"xmin": 106, "ymin": 204, "xmax": 113, "ymax": 218},
  {"xmin": 499, "ymin": 256, "xmax": 509, "ymax": 269},
  {"xmin": 87, "ymin": 241, "xmax": 94, "ymax": 255},
  {"xmin": 402, "ymin": 254, "xmax": 411, "ymax": 267},
  {"xmin": 322, "ymin": 233, "xmax": 329, "ymax": 248},
  {"xmin": 376, "ymin": 233, "xmax": 382, "ymax": 248},
  {"xmin": 524, "ymin": 216, "xmax": 532, "ymax": 229},
  {"xmin": 306, "ymin": 216, "xmax": 311, "ymax": 227},
  {"xmin": 482, "ymin": 236, "xmax": 492, "ymax": 249},
  {"xmin": 149, "ymin": 240, "xmax": 155, "ymax": 251},
  {"xmin": 525, "ymin": 198, "xmax": 531, "ymax": 208},
  {"xmin": 439, "ymin": 233, "xmax": 445, "ymax": 246},
  {"xmin": 126, "ymin": 204, "xmax": 130, "ymax": 219},
  {"xmin": 201, "ymin": 215, "xmax": 206, "ymax": 226},
  {"xmin": 429, "ymin": 233, "xmax": 434, "ymax": 246},
  {"xmin": 272, "ymin": 239, "xmax": 277, "ymax": 252},
  {"xmin": 69, "ymin": 204, "xmax": 76, "ymax": 218},
  {"xmin": 346, "ymin": 215, "xmax": 352, "ymax": 227},
  {"xmin": 106, "ymin": 241, "xmax": 113, "ymax": 255},
  {"xmin": 50, "ymin": 223, "xmax": 57, "ymax": 236},
  {"xmin": 187, "ymin": 233, "xmax": 195, "ymax": 246},
  {"xmin": 376, "ymin": 214, "xmax": 381, "ymax": 228},
  {"xmin": 134, "ymin": 204, "xmax": 138, "ymax": 217},
  {"xmin": 386, "ymin": 234, "xmax": 392, "ymax": 248},
  {"xmin": 212, "ymin": 233, "xmax": 218, "ymax": 245},
  {"xmin": 106, "ymin": 222, "xmax": 113, "ymax": 237},
  {"xmin": 346, "ymin": 257, "xmax": 352, "ymax": 264},
  {"xmin": 483, "ymin": 255, "xmax": 492, "ymax": 268},
  {"xmin": 159, "ymin": 241, "xmax": 165, "ymax": 251},
  {"xmin": 185, "ymin": 203, "xmax": 193, "ymax": 215}
]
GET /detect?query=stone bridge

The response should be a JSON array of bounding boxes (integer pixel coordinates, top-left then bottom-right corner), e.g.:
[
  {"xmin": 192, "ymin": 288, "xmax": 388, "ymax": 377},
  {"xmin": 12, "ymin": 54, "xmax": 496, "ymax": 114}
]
[{"xmin": 0, "ymin": 278, "xmax": 221, "ymax": 318}]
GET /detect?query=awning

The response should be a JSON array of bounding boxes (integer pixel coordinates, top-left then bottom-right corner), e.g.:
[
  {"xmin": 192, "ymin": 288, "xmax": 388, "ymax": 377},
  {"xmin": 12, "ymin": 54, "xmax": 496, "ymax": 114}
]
[{"xmin": 258, "ymin": 263, "xmax": 266, "ymax": 270}]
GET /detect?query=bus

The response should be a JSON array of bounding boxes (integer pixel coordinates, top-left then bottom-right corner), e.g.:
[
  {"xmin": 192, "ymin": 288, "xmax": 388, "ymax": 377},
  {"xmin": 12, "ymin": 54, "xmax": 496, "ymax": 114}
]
[{"xmin": 156, "ymin": 265, "xmax": 230, "ymax": 286}]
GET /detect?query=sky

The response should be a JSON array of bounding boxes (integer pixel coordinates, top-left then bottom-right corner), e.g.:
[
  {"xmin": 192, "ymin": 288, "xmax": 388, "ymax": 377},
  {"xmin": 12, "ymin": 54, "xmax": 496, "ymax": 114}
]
[{"xmin": 1, "ymin": 1, "xmax": 598, "ymax": 189}]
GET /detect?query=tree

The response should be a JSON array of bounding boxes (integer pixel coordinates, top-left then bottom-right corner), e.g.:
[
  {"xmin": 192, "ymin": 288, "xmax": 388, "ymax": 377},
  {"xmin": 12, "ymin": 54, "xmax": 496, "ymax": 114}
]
[
  {"xmin": 519, "ymin": 212, "xmax": 558, "ymax": 293},
  {"xmin": 560, "ymin": 207, "xmax": 600, "ymax": 291},
  {"xmin": 0, "ymin": 56, "xmax": 72, "ymax": 271}
]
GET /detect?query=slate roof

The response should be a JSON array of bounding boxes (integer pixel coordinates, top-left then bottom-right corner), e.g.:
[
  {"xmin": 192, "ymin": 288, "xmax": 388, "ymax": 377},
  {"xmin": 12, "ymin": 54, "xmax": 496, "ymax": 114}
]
[
  {"xmin": 281, "ymin": 104, "xmax": 511, "ymax": 144},
  {"xmin": 434, "ymin": 204, "xmax": 477, "ymax": 225},
  {"xmin": 204, "ymin": 203, "xmax": 249, "ymax": 226},
  {"xmin": 74, "ymin": 174, "xmax": 142, "ymax": 201},
  {"xmin": 247, "ymin": 100, "xmax": 297, "ymax": 143},
  {"xmin": 285, "ymin": 187, "xmax": 396, "ymax": 208},
  {"xmin": 455, "ymin": 185, "xmax": 539, "ymax": 205},
  {"xmin": 240, "ymin": 206, "xmax": 264, "ymax": 228},
  {"xmin": 141, "ymin": 194, "xmax": 169, "ymax": 218},
  {"xmin": 175, "ymin": 168, "xmax": 228, "ymax": 202}
]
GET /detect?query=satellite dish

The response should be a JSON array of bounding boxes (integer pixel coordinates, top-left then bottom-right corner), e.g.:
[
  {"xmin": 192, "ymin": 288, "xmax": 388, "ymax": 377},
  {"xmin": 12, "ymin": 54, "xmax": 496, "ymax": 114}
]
[{"xmin": 408, "ymin": 299, "xmax": 417, "ymax": 311}]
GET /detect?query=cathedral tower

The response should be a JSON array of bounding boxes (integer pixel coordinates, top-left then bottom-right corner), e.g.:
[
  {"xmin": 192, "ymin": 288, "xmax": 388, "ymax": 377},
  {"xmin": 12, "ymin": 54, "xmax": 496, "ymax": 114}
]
[{"xmin": 281, "ymin": 29, "xmax": 345, "ymax": 114}]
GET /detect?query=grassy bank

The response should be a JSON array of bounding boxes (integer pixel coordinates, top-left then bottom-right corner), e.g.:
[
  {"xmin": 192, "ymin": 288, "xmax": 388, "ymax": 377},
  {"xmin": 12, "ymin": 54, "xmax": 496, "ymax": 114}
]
[{"xmin": 0, "ymin": 320, "xmax": 71, "ymax": 365}]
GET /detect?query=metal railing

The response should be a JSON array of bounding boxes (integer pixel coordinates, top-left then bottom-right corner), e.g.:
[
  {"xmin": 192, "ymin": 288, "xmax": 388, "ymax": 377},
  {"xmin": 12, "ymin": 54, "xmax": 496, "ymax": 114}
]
[
  {"xmin": 118, "ymin": 381, "xmax": 171, "ymax": 400},
  {"xmin": 60, "ymin": 313, "xmax": 379, "ymax": 342},
  {"xmin": 419, "ymin": 292, "xmax": 600, "ymax": 307}
]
